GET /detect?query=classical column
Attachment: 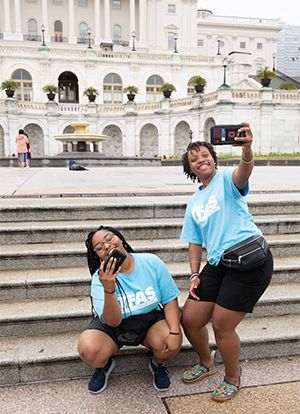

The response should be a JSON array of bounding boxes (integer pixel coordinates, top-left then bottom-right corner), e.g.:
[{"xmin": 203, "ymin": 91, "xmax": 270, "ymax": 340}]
[
  {"xmin": 14, "ymin": 0, "xmax": 23, "ymax": 40},
  {"xmin": 139, "ymin": 0, "xmax": 147, "ymax": 48},
  {"xmin": 41, "ymin": 0, "xmax": 50, "ymax": 42},
  {"xmin": 104, "ymin": 0, "xmax": 111, "ymax": 42},
  {"xmin": 130, "ymin": 0, "xmax": 135, "ymax": 35},
  {"xmin": 68, "ymin": 0, "xmax": 77, "ymax": 44},
  {"xmin": 94, "ymin": 0, "xmax": 101, "ymax": 44},
  {"xmin": 3, "ymin": 0, "xmax": 12, "ymax": 39}
]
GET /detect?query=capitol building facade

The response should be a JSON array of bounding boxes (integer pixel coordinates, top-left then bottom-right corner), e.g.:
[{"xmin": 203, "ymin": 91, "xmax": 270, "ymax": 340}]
[{"xmin": 0, "ymin": 0, "xmax": 299, "ymax": 158}]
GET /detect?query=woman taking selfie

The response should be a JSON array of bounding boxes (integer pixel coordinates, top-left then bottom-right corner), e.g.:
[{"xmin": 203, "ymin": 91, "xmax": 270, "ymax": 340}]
[
  {"xmin": 78, "ymin": 225, "xmax": 182, "ymax": 394},
  {"xmin": 180, "ymin": 122, "xmax": 273, "ymax": 402}
]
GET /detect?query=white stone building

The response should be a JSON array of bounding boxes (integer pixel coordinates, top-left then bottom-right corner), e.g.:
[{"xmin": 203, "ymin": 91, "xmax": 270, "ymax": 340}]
[{"xmin": 0, "ymin": 0, "xmax": 299, "ymax": 158}]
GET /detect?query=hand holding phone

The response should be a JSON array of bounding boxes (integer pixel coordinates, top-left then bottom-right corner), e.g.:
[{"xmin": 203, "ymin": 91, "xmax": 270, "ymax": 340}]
[
  {"xmin": 103, "ymin": 248, "xmax": 126, "ymax": 273},
  {"xmin": 210, "ymin": 124, "xmax": 246, "ymax": 145}
]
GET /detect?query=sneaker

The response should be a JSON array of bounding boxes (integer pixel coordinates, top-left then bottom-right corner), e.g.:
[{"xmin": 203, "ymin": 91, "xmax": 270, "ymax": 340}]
[
  {"xmin": 182, "ymin": 350, "xmax": 217, "ymax": 383},
  {"xmin": 88, "ymin": 358, "xmax": 116, "ymax": 394},
  {"xmin": 148, "ymin": 359, "xmax": 171, "ymax": 391}
]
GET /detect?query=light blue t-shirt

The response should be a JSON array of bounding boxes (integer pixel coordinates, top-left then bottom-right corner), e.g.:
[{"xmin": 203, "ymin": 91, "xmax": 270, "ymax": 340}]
[
  {"xmin": 91, "ymin": 252, "xmax": 179, "ymax": 319},
  {"xmin": 180, "ymin": 168, "xmax": 262, "ymax": 266}
]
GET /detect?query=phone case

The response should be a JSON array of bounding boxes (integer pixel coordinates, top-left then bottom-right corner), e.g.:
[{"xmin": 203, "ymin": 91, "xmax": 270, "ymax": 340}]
[
  {"xmin": 210, "ymin": 124, "xmax": 245, "ymax": 145},
  {"xmin": 103, "ymin": 248, "xmax": 126, "ymax": 273}
]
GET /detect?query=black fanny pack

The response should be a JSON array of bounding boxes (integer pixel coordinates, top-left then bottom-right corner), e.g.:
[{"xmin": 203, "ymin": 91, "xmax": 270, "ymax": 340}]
[{"xmin": 220, "ymin": 235, "xmax": 269, "ymax": 272}]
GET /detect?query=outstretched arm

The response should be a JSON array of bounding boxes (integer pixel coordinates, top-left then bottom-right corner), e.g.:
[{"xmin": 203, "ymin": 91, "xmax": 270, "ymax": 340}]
[{"xmin": 232, "ymin": 122, "xmax": 254, "ymax": 190}]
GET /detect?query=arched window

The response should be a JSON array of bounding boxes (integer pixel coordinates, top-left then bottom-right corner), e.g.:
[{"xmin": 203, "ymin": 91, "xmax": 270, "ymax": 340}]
[
  {"xmin": 79, "ymin": 22, "xmax": 88, "ymax": 43},
  {"xmin": 28, "ymin": 19, "xmax": 38, "ymax": 41},
  {"xmin": 146, "ymin": 75, "xmax": 164, "ymax": 102},
  {"xmin": 113, "ymin": 25, "xmax": 122, "ymax": 44},
  {"xmin": 187, "ymin": 77, "xmax": 195, "ymax": 96},
  {"xmin": 54, "ymin": 20, "xmax": 63, "ymax": 42},
  {"xmin": 12, "ymin": 69, "xmax": 33, "ymax": 101},
  {"xmin": 103, "ymin": 73, "xmax": 122, "ymax": 104},
  {"xmin": 58, "ymin": 71, "xmax": 79, "ymax": 103}
]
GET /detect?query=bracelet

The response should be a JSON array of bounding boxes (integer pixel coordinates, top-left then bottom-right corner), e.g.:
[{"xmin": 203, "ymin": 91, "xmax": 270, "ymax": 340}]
[
  {"xmin": 190, "ymin": 272, "xmax": 200, "ymax": 281},
  {"xmin": 104, "ymin": 289, "xmax": 116, "ymax": 294},
  {"xmin": 241, "ymin": 151, "xmax": 254, "ymax": 164},
  {"xmin": 169, "ymin": 331, "xmax": 180, "ymax": 335}
]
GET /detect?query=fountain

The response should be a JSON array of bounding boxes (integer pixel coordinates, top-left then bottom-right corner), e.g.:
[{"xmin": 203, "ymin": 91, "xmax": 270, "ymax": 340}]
[{"xmin": 54, "ymin": 121, "xmax": 108, "ymax": 153}]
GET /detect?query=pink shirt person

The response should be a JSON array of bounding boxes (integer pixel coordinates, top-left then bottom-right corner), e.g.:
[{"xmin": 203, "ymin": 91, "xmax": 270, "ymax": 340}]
[{"xmin": 16, "ymin": 132, "xmax": 29, "ymax": 153}]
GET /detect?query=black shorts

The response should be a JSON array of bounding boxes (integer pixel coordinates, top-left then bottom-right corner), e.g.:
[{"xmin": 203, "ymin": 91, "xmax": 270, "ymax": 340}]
[
  {"xmin": 189, "ymin": 249, "xmax": 273, "ymax": 313},
  {"xmin": 86, "ymin": 309, "xmax": 165, "ymax": 348}
]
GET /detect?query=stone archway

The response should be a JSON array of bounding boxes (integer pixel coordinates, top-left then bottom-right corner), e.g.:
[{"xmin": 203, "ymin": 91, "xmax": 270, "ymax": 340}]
[
  {"xmin": 0, "ymin": 125, "xmax": 4, "ymax": 156},
  {"xmin": 102, "ymin": 125, "xmax": 123, "ymax": 156},
  {"xmin": 174, "ymin": 121, "xmax": 191, "ymax": 156},
  {"xmin": 24, "ymin": 124, "xmax": 44, "ymax": 156},
  {"xmin": 203, "ymin": 117, "xmax": 215, "ymax": 141},
  {"xmin": 140, "ymin": 124, "xmax": 159, "ymax": 157}
]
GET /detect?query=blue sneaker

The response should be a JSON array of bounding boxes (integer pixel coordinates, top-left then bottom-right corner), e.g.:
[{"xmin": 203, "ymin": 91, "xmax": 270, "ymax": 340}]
[
  {"xmin": 88, "ymin": 358, "xmax": 115, "ymax": 394},
  {"xmin": 148, "ymin": 359, "xmax": 171, "ymax": 391}
]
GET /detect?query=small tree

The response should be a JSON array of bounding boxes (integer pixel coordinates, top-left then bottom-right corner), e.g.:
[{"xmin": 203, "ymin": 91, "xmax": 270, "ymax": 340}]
[
  {"xmin": 42, "ymin": 84, "xmax": 58, "ymax": 94},
  {"xmin": 1, "ymin": 79, "xmax": 19, "ymax": 91},
  {"xmin": 189, "ymin": 75, "xmax": 207, "ymax": 87},
  {"xmin": 160, "ymin": 82, "xmax": 176, "ymax": 92},
  {"xmin": 257, "ymin": 66, "xmax": 276, "ymax": 79},
  {"xmin": 123, "ymin": 85, "xmax": 139, "ymax": 94},
  {"xmin": 279, "ymin": 81, "xmax": 297, "ymax": 90},
  {"xmin": 82, "ymin": 86, "xmax": 99, "ymax": 96}
]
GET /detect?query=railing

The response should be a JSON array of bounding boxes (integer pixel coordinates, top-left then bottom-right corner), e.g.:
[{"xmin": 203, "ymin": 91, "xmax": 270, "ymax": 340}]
[
  {"xmin": 17, "ymin": 101, "xmax": 47, "ymax": 112},
  {"xmin": 58, "ymin": 103, "xmax": 86, "ymax": 113},
  {"xmin": 24, "ymin": 34, "xmax": 41, "ymax": 41},
  {"xmin": 197, "ymin": 11, "xmax": 282, "ymax": 26},
  {"xmin": 232, "ymin": 90, "xmax": 261, "ymax": 101}
]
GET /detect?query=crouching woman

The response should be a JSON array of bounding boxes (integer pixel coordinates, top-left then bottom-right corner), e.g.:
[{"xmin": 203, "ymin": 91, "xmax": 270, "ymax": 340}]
[{"xmin": 78, "ymin": 226, "xmax": 182, "ymax": 394}]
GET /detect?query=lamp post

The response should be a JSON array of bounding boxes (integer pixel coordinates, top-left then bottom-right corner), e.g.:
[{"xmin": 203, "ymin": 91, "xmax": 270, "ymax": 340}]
[
  {"xmin": 221, "ymin": 58, "xmax": 229, "ymax": 87},
  {"xmin": 189, "ymin": 129, "xmax": 193, "ymax": 143},
  {"xmin": 131, "ymin": 30, "xmax": 136, "ymax": 51},
  {"xmin": 272, "ymin": 52, "xmax": 276, "ymax": 72},
  {"xmin": 217, "ymin": 35, "xmax": 222, "ymax": 55},
  {"xmin": 41, "ymin": 24, "xmax": 46, "ymax": 47},
  {"xmin": 174, "ymin": 33, "xmax": 178, "ymax": 53},
  {"xmin": 87, "ymin": 27, "xmax": 92, "ymax": 49}
]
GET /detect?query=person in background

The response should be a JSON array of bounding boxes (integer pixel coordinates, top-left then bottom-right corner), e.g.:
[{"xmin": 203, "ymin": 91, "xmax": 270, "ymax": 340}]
[
  {"xmin": 24, "ymin": 132, "xmax": 31, "ymax": 168},
  {"xmin": 78, "ymin": 225, "xmax": 182, "ymax": 394},
  {"xmin": 180, "ymin": 122, "xmax": 273, "ymax": 402},
  {"xmin": 15, "ymin": 129, "xmax": 29, "ymax": 169}
]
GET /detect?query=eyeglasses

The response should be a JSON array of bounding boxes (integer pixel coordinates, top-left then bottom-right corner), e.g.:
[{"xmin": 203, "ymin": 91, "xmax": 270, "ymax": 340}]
[{"xmin": 93, "ymin": 233, "xmax": 115, "ymax": 253}]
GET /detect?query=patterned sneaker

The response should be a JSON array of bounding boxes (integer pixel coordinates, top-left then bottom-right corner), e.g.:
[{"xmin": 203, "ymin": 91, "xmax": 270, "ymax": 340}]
[
  {"xmin": 211, "ymin": 378, "xmax": 240, "ymax": 402},
  {"xmin": 182, "ymin": 350, "xmax": 217, "ymax": 383},
  {"xmin": 88, "ymin": 358, "xmax": 116, "ymax": 394},
  {"xmin": 148, "ymin": 359, "xmax": 171, "ymax": 391}
]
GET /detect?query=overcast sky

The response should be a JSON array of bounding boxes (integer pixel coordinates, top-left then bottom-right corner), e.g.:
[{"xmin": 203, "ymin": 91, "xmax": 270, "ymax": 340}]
[{"xmin": 198, "ymin": 1, "xmax": 299, "ymax": 26}]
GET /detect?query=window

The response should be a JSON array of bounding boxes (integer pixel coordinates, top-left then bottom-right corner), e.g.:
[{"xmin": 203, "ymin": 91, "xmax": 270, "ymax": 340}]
[
  {"xmin": 103, "ymin": 73, "xmax": 122, "ymax": 104},
  {"xmin": 240, "ymin": 42, "xmax": 246, "ymax": 49},
  {"xmin": 168, "ymin": 33, "xmax": 176, "ymax": 50},
  {"xmin": 12, "ymin": 69, "xmax": 33, "ymax": 101},
  {"xmin": 113, "ymin": 25, "xmax": 122, "ymax": 44},
  {"xmin": 168, "ymin": 4, "xmax": 176, "ymax": 13},
  {"xmin": 197, "ymin": 39, "xmax": 204, "ymax": 47},
  {"xmin": 112, "ymin": 0, "xmax": 121, "ymax": 9},
  {"xmin": 58, "ymin": 71, "xmax": 79, "ymax": 103},
  {"xmin": 54, "ymin": 20, "xmax": 63, "ymax": 42},
  {"xmin": 78, "ymin": 22, "xmax": 88, "ymax": 43},
  {"xmin": 257, "ymin": 43, "xmax": 263, "ymax": 49},
  {"xmin": 78, "ymin": 0, "xmax": 87, "ymax": 5},
  {"xmin": 146, "ymin": 75, "xmax": 164, "ymax": 102},
  {"xmin": 28, "ymin": 19, "xmax": 38, "ymax": 41}
]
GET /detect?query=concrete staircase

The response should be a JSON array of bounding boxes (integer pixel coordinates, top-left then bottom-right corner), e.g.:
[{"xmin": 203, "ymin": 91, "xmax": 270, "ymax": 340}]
[{"xmin": 0, "ymin": 194, "xmax": 299, "ymax": 386}]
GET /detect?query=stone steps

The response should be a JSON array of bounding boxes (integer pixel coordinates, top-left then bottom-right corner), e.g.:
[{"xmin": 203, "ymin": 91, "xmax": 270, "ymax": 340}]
[
  {"xmin": 1, "ymin": 214, "xmax": 300, "ymax": 244},
  {"xmin": 1, "ymin": 314, "xmax": 299, "ymax": 386},
  {"xmin": 0, "ymin": 283, "xmax": 299, "ymax": 339},
  {"xmin": 1, "ymin": 234, "xmax": 300, "ymax": 270},
  {"xmin": 1, "ymin": 256, "xmax": 299, "ymax": 301}
]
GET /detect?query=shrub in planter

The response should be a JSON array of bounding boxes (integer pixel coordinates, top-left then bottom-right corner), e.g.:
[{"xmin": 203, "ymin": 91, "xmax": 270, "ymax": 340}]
[
  {"xmin": 42, "ymin": 84, "xmax": 59, "ymax": 101},
  {"xmin": 123, "ymin": 85, "xmax": 139, "ymax": 101},
  {"xmin": 1, "ymin": 79, "xmax": 19, "ymax": 98},
  {"xmin": 189, "ymin": 75, "xmax": 207, "ymax": 93},
  {"xmin": 160, "ymin": 82, "xmax": 176, "ymax": 98},
  {"xmin": 83, "ymin": 86, "xmax": 99, "ymax": 102}
]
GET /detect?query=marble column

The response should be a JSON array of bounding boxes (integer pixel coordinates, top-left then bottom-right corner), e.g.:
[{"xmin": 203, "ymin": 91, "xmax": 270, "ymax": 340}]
[
  {"xmin": 104, "ymin": 0, "xmax": 111, "ymax": 42},
  {"xmin": 94, "ymin": 0, "xmax": 101, "ymax": 44},
  {"xmin": 3, "ymin": 0, "xmax": 12, "ymax": 39},
  {"xmin": 14, "ymin": 0, "xmax": 23, "ymax": 40},
  {"xmin": 139, "ymin": 0, "xmax": 147, "ymax": 48},
  {"xmin": 68, "ymin": 0, "xmax": 77, "ymax": 44},
  {"xmin": 130, "ymin": 0, "xmax": 135, "ymax": 35}
]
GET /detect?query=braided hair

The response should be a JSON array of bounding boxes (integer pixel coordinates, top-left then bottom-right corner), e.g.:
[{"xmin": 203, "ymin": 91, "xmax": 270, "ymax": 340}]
[
  {"xmin": 85, "ymin": 225, "xmax": 135, "ymax": 317},
  {"xmin": 182, "ymin": 141, "xmax": 218, "ymax": 183}
]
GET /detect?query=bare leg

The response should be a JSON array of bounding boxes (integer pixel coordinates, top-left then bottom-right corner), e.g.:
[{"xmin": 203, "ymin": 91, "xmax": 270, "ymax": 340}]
[
  {"xmin": 181, "ymin": 299, "xmax": 215, "ymax": 367},
  {"xmin": 212, "ymin": 304, "xmax": 246, "ymax": 385},
  {"xmin": 78, "ymin": 329, "xmax": 118, "ymax": 368}
]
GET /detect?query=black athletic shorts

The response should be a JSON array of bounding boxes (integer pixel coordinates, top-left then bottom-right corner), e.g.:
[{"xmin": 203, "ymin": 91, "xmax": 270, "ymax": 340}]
[
  {"xmin": 189, "ymin": 249, "xmax": 273, "ymax": 313},
  {"xmin": 86, "ymin": 308, "xmax": 165, "ymax": 348}
]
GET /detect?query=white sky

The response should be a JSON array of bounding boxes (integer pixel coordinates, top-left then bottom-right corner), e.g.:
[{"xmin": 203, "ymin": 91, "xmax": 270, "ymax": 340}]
[{"xmin": 198, "ymin": 1, "xmax": 299, "ymax": 26}]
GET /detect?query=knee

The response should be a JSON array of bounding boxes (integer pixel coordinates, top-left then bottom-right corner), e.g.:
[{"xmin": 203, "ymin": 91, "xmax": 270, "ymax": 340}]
[
  {"xmin": 77, "ymin": 333, "xmax": 100, "ymax": 363},
  {"xmin": 212, "ymin": 317, "xmax": 229, "ymax": 338}
]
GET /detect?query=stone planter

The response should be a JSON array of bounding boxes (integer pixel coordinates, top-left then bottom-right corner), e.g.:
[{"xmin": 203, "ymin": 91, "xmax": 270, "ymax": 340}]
[
  {"xmin": 163, "ymin": 90, "xmax": 172, "ymax": 98},
  {"xmin": 88, "ymin": 93, "xmax": 96, "ymax": 102},
  {"xmin": 5, "ymin": 89, "xmax": 15, "ymax": 98},
  {"xmin": 127, "ymin": 93, "xmax": 135, "ymax": 102},
  {"xmin": 260, "ymin": 78, "xmax": 271, "ymax": 87},
  {"xmin": 194, "ymin": 85, "xmax": 204, "ymax": 93},
  {"xmin": 47, "ymin": 92, "xmax": 56, "ymax": 101}
]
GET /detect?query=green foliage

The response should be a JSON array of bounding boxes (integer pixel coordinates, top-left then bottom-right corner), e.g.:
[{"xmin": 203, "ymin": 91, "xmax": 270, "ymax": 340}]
[
  {"xmin": 279, "ymin": 81, "xmax": 297, "ymax": 90},
  {"xmin": 42, "ymin": 84, "xmax": 58, "ymax": 94},
  {"xmin": 189, "ymin": 75, "xmax": 207, "ymax": 87},
  {"xmin": 0, "ymin": 79, "xmax": 19, "ymax": 91},
  {"xmin": 257, "ymin": 66, "xmax": 276, "ymax": 79},
  {"xmin": 123, "ymin": 85, "xmax": 139, "ymax": 94},
  {"xmin": 82, "ymin": 86, "xmax": 99, "ymax": 96},
  {"xmin": 159, "ymin": 82, "xmax": 177, "ymax": 92}
]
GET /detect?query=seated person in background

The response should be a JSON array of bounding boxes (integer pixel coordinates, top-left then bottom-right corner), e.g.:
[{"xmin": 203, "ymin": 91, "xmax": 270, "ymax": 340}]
[{"xmin": 78, "ymin": 225, "xmax": 182, "ymax": 394}]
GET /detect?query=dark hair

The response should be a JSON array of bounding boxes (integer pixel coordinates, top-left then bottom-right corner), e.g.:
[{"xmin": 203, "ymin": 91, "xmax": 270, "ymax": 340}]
[
  {"xmin": 85, "ymin": 226, "xmax": 134, "ymax": 317},
  {"xmin": 85, "ymin": 225, "xmax": 134, "ymax": 276},
  {"xmin": 18, "ymin": 129, "xmax": 25, "ymax": 135},
  {"xmin": 182, "ymin": 141, "xmax": 218, "ymax": 183}
]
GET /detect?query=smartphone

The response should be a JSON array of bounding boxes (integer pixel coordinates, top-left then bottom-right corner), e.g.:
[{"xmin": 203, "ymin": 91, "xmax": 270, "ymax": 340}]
[
  {"xmin": 103, "ymin": 248, "xmax": 126, "ymax": 273},
  {"xmin": 210, "ymin": 124, "xmax": 246, "ymax": 145}
]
